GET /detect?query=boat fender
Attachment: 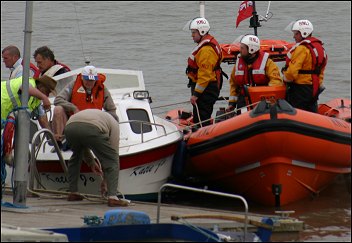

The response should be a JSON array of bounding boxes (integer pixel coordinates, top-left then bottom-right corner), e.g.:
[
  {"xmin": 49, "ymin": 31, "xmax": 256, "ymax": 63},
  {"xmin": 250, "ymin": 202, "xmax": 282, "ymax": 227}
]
[
  {"xmin": 256, "ymin": 217, "xmax": 274, "ymax": 242},
  {"xmin": 102, "ymin": 209, "xmax": 151, "ymax": 226},
  {"xmin": 171, "ymin": 140, "xmax": 188, "ymax": 178},
  {"xmin": 2, "ymin": 114, "xmax": 16, "ymax": 166}
]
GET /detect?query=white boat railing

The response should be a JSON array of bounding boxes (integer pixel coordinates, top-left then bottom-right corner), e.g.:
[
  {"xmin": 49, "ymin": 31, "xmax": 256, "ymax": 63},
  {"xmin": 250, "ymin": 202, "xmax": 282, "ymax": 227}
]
[
  {"xmin": 118, "ymin": 120, "xmax": 168, "ymax": 144},
  {"xmin": 157, "ymin": 183, "xmax": 249, "ymax": 241}
]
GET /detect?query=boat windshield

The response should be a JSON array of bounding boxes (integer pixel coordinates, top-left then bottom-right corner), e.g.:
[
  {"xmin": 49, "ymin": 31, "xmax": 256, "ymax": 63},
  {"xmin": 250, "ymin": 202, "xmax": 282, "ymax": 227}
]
[
  {"xmin": 53, "ymin": 68, "xmax": 145, "ymax": 94},
  {"xmin": 232, "ymin": 35, "xmax": 245, "ymax": 44},
  {"xmin": 284, "ymin": 21, "xmax": 296, "ymax": 33}
]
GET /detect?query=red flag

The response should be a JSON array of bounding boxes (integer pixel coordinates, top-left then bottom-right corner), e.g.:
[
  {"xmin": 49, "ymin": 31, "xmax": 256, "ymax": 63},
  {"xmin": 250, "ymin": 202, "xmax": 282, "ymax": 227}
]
[{"xmin": 236, "ymin": 1, "xmax": 254, "ymax": 28}]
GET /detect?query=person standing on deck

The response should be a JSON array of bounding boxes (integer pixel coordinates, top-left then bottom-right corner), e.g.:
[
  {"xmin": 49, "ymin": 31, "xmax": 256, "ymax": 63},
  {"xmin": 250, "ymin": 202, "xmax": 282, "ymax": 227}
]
[
  {"xmin": 226, "ymin": 34, "xmax": 283, "ymax": 113},
  {"xmin": 282, "ymin": 19, "xmax": 327, "ymax": 112},
  {"xmin": 64, "ymin": 109, "xmax": 128, "ymax": 207},
  {"xmin": 185, "ymin": 17, "xmax": 224, "ymax": 129}
]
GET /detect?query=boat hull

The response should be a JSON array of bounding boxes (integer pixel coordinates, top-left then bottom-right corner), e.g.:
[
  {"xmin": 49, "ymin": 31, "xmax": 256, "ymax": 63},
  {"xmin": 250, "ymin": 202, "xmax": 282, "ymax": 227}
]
[
  {"xmin": 46, "ymin": 223, "xmax": 222, "ymax": 242},
  {"xmin": 201, "ymin": 158, "xmax": 342, "ymax": 206},
  {"xmin": 31, "ymin": 142, "xmax": 179, "ymax": 201}
]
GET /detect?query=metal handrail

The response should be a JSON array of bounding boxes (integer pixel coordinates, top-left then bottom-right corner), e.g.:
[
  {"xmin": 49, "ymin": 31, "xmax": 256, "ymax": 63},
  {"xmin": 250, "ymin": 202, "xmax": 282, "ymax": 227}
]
[
  {"xmin": 28, "ymin": 129, "xmax": 68, "ymax": 191},
  {"xmin": 157, "ymin": 183, "xmax": 249, "ymax": 242},
  {"xmin": 119, "ymin": 120, "xmax": 167, "ymax": 143}
]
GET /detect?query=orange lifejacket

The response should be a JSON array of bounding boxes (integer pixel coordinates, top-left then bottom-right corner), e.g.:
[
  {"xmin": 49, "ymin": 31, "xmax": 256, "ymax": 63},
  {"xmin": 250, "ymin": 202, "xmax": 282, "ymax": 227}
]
[
  {"xmin": 285, "ymin": 37, "xmax": 327, "ymax": 97},
  {"xmin": 20, "ymin": 59, "xmax": 40, "ymax": 78},
  {"xmin": 234, "ymin": 51, "xmax": 270, "ymax": 87},
  {"xmin": 57, "ymin": 61, "xmax": 71, "ymax": 72},
  {"xmin": 70, "ymin": 73, "xmax": 106, "ymax": 111},
  {"xmin": 186, "ymin": 34, "xmax": 223, "ymax": 89},
  {"xmin": 35, "ymin": 61, "xmax": 71, "ymax": 78}
]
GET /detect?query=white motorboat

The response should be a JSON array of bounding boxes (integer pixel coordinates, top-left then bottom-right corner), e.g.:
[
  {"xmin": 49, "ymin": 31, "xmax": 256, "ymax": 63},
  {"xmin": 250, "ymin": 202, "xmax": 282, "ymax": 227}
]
[{"xmin": 22, "ymin": 67, "xmax": 183, "ymax": 201}]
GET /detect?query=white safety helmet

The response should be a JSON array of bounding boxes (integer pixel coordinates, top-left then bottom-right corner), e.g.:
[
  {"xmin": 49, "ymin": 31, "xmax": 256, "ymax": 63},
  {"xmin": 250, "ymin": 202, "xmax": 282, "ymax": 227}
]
[
  {"xmin": 189, "ymin": 17, "xmax": 210, "ymax": 36},
  {"xmin": 291, "ymin": 19, "xmax": 313, "ymax": 38},
  {"xmin": 240, "ymin": 34, "xmax": 260, "ymax": 54}
]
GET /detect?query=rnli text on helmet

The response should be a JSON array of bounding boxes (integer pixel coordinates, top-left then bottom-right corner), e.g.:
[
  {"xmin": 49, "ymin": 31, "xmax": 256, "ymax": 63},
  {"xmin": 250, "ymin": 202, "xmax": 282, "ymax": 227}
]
[
  {"xmin": 249, "ymin": 37, "xmax": 259, "ymax": 43},
  {"xmin": 298, "ymin": 21, "xmax": 310, "ymax": 26},
  {"xmin": 197, "ymin": 19, "xmax": 206, "ymax": 25}
]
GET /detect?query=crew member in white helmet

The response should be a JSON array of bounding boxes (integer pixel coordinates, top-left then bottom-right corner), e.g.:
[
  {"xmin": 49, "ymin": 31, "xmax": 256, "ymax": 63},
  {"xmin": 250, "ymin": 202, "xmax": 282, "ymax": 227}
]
[
  {"xmin": 185, "ymin": 17, "xmax": 224, "ymax": 128},
  {"xmin": 282, "ymin": 20, "xmax": 327, "ymax": 112},
  {"xmin": 226, "ymin": 34, "xmax": 282, "ymax": 112}
]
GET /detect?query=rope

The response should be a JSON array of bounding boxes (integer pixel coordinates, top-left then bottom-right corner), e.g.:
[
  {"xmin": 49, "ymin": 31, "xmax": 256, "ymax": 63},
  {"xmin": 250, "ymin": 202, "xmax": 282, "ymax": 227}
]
[
  {"xmin": 194, "ymin": 103, "xmax": 203, "ymax": 128},
  {"xmin": 26, "ymin": 187, "xmax": 67, "ymax": 199},
  {"xmin": 151, "ymin": 101, "xmax": 190, "ymax": 110},
  {"xmin": 82, "ymin": 215, "xmax": 103, "ymax": 226},
  {"xmin": 155, "ymin": 98, "xmax": 261, "ymax": 133},
  {"xmin": 73, "ymin": 1, "xmax": 88, "ymax": 63},
  {"xmin": 176, "ymin": 218, "xmax": 221, "ymax": 242},
  {"xmin": 183, "ymin": 101, "xmax": 261, "ymax": 132}
]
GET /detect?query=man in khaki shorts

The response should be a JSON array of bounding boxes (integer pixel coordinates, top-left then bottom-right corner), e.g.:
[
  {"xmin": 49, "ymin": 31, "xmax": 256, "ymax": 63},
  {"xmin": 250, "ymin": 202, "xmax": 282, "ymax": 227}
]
[{"xmin": 64, "ymin": 109, "xmax": 128, "ymax": 207}]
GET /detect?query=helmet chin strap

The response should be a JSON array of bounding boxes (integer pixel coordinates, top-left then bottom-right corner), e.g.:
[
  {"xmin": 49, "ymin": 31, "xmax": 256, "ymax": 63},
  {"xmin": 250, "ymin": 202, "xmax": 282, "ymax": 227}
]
[
  {"xmin": 243, "ymin": 52, "xmax": 259, "ymax": 64},
  {"xmin": 197, "ymin": 32, "xmax": 208, "ymax": 43}
]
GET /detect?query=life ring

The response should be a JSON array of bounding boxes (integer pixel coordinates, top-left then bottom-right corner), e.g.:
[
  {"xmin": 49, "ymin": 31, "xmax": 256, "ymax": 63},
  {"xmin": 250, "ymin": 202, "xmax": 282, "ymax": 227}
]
[
  {"xmin": 220, "ymin": 39, "xmax": 295, "ymax": 64},
  {"xmin": 2, "ymin": 113, "xmax": 15, "ymax": 166}
]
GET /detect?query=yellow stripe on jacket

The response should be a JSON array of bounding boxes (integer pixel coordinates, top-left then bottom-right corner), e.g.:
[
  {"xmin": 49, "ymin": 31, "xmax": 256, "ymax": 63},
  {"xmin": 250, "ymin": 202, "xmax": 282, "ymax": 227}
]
[
  {"xmin": 191, "ymin": 45, "xmax": 219, "ymax": 95},
  {"xmin": 283, "ymin": 45, "xmax": 325, "ymax": 85}
]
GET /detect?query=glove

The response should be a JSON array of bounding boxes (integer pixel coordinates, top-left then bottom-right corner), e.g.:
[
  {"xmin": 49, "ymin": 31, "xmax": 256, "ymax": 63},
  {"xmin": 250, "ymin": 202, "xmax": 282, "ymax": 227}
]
[
  {"xmin": 226, "ymin": 105, "xmax": 235, "ymax": 112},
  {"xmin": 187, "ymin": 78, "xmax": 192, "ymax": 88},
  {"xmin": 281, "ymin": 65, "xmax": 288, "ymax": 74}
]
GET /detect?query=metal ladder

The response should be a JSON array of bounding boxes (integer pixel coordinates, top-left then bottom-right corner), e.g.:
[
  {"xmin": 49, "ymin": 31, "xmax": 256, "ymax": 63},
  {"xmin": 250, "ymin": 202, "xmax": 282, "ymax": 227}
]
[{"xmin": 28, "ymin": 128, "xmax": 68, "ymax": 191}]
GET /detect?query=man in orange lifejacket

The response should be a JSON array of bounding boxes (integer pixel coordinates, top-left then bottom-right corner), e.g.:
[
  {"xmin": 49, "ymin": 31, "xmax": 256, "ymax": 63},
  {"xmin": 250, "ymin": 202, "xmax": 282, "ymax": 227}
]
[
  {"xmin": 186, "ymin": 17, "xmax": 223, "ymax": 128},
  {"xmin": 282, "ymin": 19, "xmax": 327, "ymax": 112},
  {"xmin": 52, "ymin": 65, "xmax": 118, "ymax": 150},
  {"xmin": 226, "ymin": 34, "xmax": 283, "ymax": 112}
]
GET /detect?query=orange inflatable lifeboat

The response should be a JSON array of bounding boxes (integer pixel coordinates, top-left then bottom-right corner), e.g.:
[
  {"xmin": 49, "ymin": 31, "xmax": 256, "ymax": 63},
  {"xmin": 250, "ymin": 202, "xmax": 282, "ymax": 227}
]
[
  {"xmin": 167, "ymin": 94, "xmax": 351, "ymax": 206},
  {"xmin": 221, "ymin": 39, "xmax": 295, "ymax": 64}
]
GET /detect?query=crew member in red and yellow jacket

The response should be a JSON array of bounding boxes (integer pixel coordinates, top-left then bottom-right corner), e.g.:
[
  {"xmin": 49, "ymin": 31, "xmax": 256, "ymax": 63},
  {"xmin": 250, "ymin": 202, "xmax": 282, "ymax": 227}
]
[
  {"xmin": 186, "ymin": 17, "xmax": 224, "ymax": 128},
  {"xmin": 282, "ymin": 19, "xmax": 327, "ymax": 112},
  {"xmin": 226, "ymin": 34, "xmax": 283, "ymax": 112},
  {"xmin": 52, "ymin": 65, "xmax": 118, "ymax": 149}
]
